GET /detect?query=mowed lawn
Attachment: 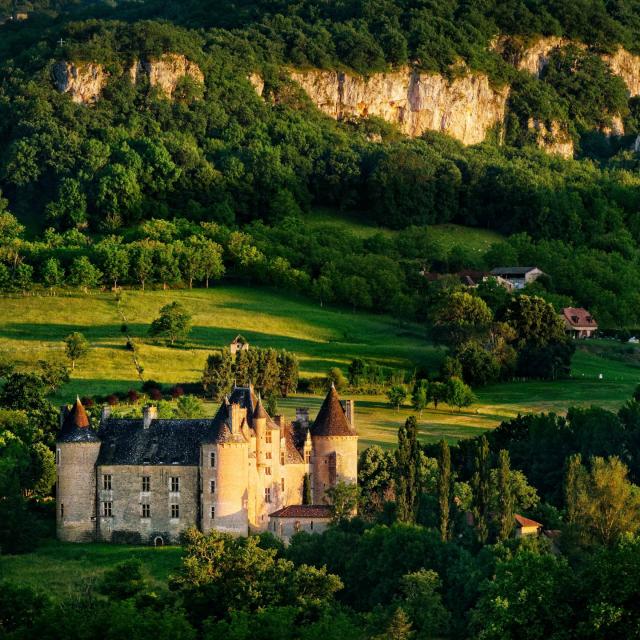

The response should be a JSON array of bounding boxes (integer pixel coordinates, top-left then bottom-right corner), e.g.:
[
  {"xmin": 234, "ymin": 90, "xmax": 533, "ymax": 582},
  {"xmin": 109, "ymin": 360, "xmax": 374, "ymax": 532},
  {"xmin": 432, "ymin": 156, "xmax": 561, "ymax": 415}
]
[
  {"xmin": 0, "ymin": 284, "xmax": 443, "ymax": 402},
  {"xmin": 0, "ymin": 540, "xmax": 182, "ymax": 597},
  {"xmin": 0, "ymin": 288, "xmax": 638, "ymax": 450}
]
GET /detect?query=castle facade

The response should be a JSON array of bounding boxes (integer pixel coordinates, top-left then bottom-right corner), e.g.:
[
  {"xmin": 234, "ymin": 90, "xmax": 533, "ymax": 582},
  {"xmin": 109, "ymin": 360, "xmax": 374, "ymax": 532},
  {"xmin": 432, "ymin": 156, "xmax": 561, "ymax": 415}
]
[{"xmin": 56, "ymin": 385, "xmax": 357, "ymax": 544}]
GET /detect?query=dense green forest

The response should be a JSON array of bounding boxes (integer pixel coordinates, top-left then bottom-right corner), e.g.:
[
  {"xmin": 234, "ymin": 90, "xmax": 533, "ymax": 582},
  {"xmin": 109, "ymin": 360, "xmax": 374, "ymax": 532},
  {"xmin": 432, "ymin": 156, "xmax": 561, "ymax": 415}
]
[{"xmin": 2, "ymin": 0, "xmax": 640, "ymax": 328}]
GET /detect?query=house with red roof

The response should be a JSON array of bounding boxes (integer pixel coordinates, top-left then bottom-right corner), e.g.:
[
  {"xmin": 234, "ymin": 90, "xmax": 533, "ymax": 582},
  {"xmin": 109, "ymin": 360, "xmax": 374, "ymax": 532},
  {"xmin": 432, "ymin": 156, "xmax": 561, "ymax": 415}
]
[
  {"xmin": 562, "ymin": 307, "xmax": 598, "ymax": 339},
  {"xmin": 514, "ymin": 514, "xmax": 543, "ymax": 538}
]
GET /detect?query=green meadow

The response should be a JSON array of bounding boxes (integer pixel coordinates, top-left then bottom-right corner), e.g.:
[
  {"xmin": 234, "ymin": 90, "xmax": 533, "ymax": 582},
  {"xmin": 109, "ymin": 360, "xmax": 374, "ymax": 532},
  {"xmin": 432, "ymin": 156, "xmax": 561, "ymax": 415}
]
[
  {"xmin": 0, "ymin": 287, "xmax": 638, "ymax": 449},
  {"xmin": 0, "ymin": 540, "xmax": 182, "ymax": 596}
]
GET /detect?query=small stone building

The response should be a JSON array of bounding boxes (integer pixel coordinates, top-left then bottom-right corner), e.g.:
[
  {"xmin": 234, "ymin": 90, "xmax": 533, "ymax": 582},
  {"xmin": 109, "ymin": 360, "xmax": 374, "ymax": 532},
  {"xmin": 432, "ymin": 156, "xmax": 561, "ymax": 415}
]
[
  {"xmin": 229, "ymin": 334, "xmax": 249, "ymax": 355},
  {"xmin": 489, "ymin": 266, "xmax": 544, "ymax": 290},
  {"xmin": 268, "ymin": 505, "xmax": 333, "ymax": 544},
  {"xmin": 56, "ymin": 385, "xmax": 357, "ymax": 544},
  {"xmin": 514, "ymin": 513, "xmax": 543, "ymax": 538}
]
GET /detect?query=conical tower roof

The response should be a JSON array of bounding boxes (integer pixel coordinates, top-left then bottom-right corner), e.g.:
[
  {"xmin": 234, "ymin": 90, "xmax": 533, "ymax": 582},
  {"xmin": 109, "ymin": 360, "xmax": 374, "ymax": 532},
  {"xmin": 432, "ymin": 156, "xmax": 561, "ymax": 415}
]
[
  {"xmin": 310, "ymin": 385, "xmax": 355, "ymax": 437},
  {"xmin": 58, "ymin": 397, "xmax": 100, "ymax": 443},
  {"xmin": 253, "ymin": 394, "xmax": 268, "ymax": 420}
]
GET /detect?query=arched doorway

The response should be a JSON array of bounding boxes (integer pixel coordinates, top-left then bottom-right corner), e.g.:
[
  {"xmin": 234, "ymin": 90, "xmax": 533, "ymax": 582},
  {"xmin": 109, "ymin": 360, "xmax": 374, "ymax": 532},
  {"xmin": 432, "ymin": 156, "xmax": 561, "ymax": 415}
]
[{"xmin": 154, "ymin": 536, "xmax": 164, "ymax": 547}]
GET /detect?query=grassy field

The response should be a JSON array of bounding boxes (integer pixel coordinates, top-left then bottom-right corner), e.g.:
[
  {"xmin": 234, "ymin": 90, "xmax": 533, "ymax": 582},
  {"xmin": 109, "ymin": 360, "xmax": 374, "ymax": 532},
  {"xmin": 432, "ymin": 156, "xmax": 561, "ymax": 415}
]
[
  {"xmin": 0, "ymin": 288, "xmax": 638, "ymax": 450},
  {"xmin": 0, "ymin": 540, "xmax": 182, "ymax": 597},
  {"xmin": 307, "ymin": 208, "xmax": 505, "ymax": 253}
]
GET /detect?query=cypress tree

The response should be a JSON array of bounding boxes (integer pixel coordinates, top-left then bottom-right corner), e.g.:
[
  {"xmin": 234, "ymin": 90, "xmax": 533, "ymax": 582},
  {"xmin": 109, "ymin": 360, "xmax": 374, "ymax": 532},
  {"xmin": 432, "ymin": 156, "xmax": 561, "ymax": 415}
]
[
  {"xmin": 396, "ymin": 416, "xmax": 421, "ymax": 523},
  {"xmin": 437, "ymin": 439, "xmax": 453, "ymax": 542},
  {"xmin": 496, "ymin": 449, "xmax": 515, "ymax": 542},
  {"xmin": 471, "ymin": 435, "xmax": 491, "ymax": 545},
  {"xmin": 302, "ymin": 473, "xmax": 312, "ymax": 505},
  {"xmin": 565, "ymin": 453, "xmax": 584, "ymax": 525}
]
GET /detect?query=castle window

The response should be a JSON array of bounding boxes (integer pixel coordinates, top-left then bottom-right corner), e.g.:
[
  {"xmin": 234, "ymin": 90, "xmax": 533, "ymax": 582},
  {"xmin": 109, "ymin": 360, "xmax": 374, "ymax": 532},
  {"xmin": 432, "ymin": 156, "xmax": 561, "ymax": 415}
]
[
  {"xmin": 60, "ymin": 503, "xmax": 64, "ymax": 518},
  {"xmin": 141, "ymin": 504, "xmax": 150, "ymax": 518},
  {"xmin": 210, "ymin": 506, "xmax": 215, "ymax": 519},
  {"xmin": 102, "ymin": 501, "xmax": 112, "ymax": 517},
  {"xmin": 281, "ymin": 478, "xmax": 285, "ymax": 491},
  {"xmin": 171, "ymin": 504, "xmax": 180, "ymax": 519},
  {"xmin": 210, "ymin": 452, "xmax": 216, "ymax": 467},
  {"xmin": 170, "ymin": 477, "xmax": 180, "ymax": 492},
  {"xmin": 103, "ymin": 474, "xmax": 112, "ymax": 491},
  {"xmin": 265, "ymin": 487, "xmax": 271, "ymax": 503},
  {"xmin": 210, "ymin": 480, "xmax": 216, "ymax": 493},
  {"xmin": 56, "ymin": 448, "xmax": 60, "ymax": 464},
  {"xmin": 265, "ymin": 467, "xmax": 272, "ymax": 476},
  {"xmin": 142, "ymin": 476, "xmax": 150, "ymax": 492},
  {"xmin": 266, "ymin": 451, "xmax": 272, "ymax": 459},
  {"xmin": 266, "ymin": 431, "xmax": 272, "ymax": 444},
  {"xmin": 280, "ymin": 452, "xmax": 285, "ymax": 465},
  {"xmin": 305, "ymin": 451, "xmax": 311, "ymax": 463},
  {"xmin": 310, "ymin": 521, "xmax": 314, "ymax": 530}
]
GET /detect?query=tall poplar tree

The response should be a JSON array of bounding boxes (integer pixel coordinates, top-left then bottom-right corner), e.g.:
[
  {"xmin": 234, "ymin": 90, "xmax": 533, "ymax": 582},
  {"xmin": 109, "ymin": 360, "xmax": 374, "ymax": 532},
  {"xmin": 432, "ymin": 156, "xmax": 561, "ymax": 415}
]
[
  {"xmin": 437, "ymin": 439, "xmax": 453, "ymax": 542},
  {"xmin": 471, "ymin": 435, "xmax": 491, "ymax": 545},
  {"xmin": 395, "ymin": 416, "xmax": 421, "ymax": 523},
  {"xmin": 496, "ymin": 449, "xmax": 515, "ymax": 542}
]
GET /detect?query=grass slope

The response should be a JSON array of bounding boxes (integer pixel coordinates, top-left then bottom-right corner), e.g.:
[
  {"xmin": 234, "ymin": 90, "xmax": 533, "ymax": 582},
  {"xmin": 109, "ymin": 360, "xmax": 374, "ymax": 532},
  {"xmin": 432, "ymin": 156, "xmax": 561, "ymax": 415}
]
[
  {"xmin": 0, "ymin": 288, "xmax": 638, "ymax": 450},
  {"xmin": 0, "ymin": 540, "xmax": 182, "ymax": 597}
]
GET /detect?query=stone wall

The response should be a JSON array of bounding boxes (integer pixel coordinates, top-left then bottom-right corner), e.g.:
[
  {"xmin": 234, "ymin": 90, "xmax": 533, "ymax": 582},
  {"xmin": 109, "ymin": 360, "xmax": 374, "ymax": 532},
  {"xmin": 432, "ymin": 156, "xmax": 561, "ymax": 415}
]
[
  {"xmin": 311, "ymin": 435, "xmax": 358, "ymax": 503},
  {"xmin": 96, "ymin": 464, "xmax": 199, "ymax": 544},
  {"xmin": 269, "ymin": 515, "xmax": 331, "ymax": 544}
]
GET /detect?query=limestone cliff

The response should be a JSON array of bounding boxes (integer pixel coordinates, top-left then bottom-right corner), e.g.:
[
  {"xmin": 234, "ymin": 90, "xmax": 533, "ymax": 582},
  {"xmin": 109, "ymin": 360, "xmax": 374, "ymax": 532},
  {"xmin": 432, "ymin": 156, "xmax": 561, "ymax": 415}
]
[
  {"xmin": 494, "ymin": 36, "xmax": 640, "ymax": 97},
  {"xmin": 288, "ymin": 67, "xmax": 509, "ymax": 146},
  {"xmin": 602, "ymin": 48, "xmax": 640, "ymax": 97},
  {"xmin": 527, "ymin": 118, "xmax": 574, "ymax": 158},
  {"xmin": 53, "ymin": 54, "xmax": 203, "ymax": 104},
  {"xmin": 129, "ymin": 54, "xmax": 204, "ymax": 98},
  {"xmin": 52, "ymin": 61, "xmax": 107, "ymax": 104}
]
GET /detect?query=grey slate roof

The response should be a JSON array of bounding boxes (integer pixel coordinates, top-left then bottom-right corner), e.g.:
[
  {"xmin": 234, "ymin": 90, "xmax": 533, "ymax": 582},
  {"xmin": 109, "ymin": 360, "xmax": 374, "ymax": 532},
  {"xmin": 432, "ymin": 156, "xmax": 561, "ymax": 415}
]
[{"xmin": 95, "ymin": 386, "xmax": 302, "ymax": 466}]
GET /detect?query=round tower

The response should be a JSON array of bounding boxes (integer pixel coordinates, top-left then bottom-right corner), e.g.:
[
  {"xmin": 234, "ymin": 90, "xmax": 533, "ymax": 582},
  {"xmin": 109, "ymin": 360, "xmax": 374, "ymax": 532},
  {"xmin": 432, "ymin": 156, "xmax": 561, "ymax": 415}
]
[
  {"xmin": 212, "ymin": 401, "xmax": 250, "ymax": 536},
  {"xmin": 56, "ymin": 397, "xmax": 101, "ymax": 542},
  {"xmin": 310, "ymin": 385, "xmax": 358, "ymax": 503}
]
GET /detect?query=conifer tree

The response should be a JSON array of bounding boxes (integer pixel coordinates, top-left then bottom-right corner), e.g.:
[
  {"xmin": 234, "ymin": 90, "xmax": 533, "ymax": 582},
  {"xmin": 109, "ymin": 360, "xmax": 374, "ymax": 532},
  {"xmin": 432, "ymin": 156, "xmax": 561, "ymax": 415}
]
[
  {"xmin": 471, "ymin": 435, "xmax": 491, "ymax": 544},
  {"xmin": 565, "ymin": 453, "xmax": 584, "ymax": 526},
  {"xmin": 437, "ymin": 439, "xmax": 453, "ymax": 542},
  {"xmin": 395, "ymin": 416, "xmax": 421, "ymax": 523},
  {"xmin": 496, "ymin": 449, "xmax": 515, "ymax": 542},
  {"xmin": 302, "ymin": 473, "xmax": 312, "ymax": 505}
]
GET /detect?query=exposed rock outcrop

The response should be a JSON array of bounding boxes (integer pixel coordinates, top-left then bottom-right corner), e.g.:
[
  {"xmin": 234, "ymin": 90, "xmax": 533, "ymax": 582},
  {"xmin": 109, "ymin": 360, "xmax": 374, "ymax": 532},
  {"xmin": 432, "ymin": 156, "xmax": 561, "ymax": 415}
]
[
  {"xmin": 129, "ymin": 54, "xmax": 204, "ymax": 98},
  {"xmin": 527, "ymin": 118, "xmax": 574, "ymax": 158},
  {"xmin": 494, "ymin": 36, "xmax": 640, "ymax": 97},
  {"xmin": 52, "ymin": 61, "xmax": 107, "ymax": 104},
  {"xmin": 289, "ymin": 67, "xmax": 509, "ymax": 146},
  {"xmin": 492, "ymin": 35, "xmax": 573, "ymax": 77},
  {"xmin": 53, "ymin": 54, "xmax": 203, "ymax": 104},
  {"xmin": 249, "ymin": 72, "xmax": 264, "ymax": 97},
  {"xmin": 602, "ymin": 48, "xmax": 640, "ymax": 97}
]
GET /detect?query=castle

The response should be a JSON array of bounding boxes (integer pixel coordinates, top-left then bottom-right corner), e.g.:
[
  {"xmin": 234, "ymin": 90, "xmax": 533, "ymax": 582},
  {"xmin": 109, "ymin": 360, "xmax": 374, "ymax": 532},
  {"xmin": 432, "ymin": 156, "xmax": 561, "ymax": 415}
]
[{"xmin": 56, "ymin": 385, "xmax": 357, "ymax": 544}]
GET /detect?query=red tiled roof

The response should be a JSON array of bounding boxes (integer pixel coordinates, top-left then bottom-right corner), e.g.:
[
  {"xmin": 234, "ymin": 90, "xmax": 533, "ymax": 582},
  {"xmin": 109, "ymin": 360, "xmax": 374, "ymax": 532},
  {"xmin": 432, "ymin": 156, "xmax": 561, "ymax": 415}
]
[
  {"xmin": 515, "ymin": 514, "xmax": 542, "ymax": 528},
  {"xmin": 562, "ymin": 307, "xmax": 597, "ymax": 328},
  {"xmin": 269, "ymin": 505, "xmax": 333, "ymax": 519},
  {"xmin": 311, "ymin": 386, "xmax": 355, "ymax": 437}
]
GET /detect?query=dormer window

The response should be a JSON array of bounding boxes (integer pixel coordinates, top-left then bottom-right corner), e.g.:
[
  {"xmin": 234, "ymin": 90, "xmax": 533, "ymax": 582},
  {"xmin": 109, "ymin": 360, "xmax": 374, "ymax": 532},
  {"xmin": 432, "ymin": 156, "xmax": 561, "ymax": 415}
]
[{"xmin": 266, "ymin": 431, "xmax": 272, "ymax": 444}]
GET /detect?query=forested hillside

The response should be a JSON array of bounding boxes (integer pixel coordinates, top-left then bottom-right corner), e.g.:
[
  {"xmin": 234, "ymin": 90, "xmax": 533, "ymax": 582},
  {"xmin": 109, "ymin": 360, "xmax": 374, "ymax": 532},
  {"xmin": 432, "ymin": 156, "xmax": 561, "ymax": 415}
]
[{"xmin": 2, "ymin": 0, "xmax": 640, "ymax": 325}]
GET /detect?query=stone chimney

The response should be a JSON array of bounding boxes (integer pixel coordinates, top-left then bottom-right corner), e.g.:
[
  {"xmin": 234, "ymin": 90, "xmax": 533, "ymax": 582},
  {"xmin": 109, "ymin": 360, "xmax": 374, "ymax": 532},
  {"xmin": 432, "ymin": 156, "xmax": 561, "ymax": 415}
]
[
  {"xmin": 143, "ymin": 405, "xmax": 158, "ymax": 429},
  {"xmin": 230, "ymin": 403, "xmax": 244, "ymax": 434},
  {"xmin": 342, "ymin": 399, "xmax": 355, "ymax": 430},
  {"xmin": 274, "ymin": 415, "xmax": 286, "ymax": 428},
  {"xmin": 101, "ymin": 405, "xmax": 112, "ymax": 422},
  {"xmin": 59, "ymin": 404, "xmax": 69, "ymax": 430},
  {"xmin": 296, "ymin": 407, "xmax": 309, "ymax": 428}
]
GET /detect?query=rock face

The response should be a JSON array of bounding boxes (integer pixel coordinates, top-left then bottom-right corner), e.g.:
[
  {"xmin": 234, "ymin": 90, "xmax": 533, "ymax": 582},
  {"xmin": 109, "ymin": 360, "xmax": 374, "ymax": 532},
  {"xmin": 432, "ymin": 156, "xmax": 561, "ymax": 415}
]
[
  {"xmin": 289, "ymin": 67, "xmax": 509, "ymax": 146},
  {"xmin": 249, "ymin": 72, "xmax": 265, "ymax": 97},
  {"xmin": 52, "ymin": 61, "xmax": 107, "ymax": 104},
  {"xmin": 492, "ymin": 35, "xmax": 574, "ymax": 77},
  {"xmin": 129, "ymin": 54, "xmax": 204, "ymax": 98},
  {"xmin": 527, "ymin": 118, "xmax": 574, "ymax": 158},
  {"xmin": 602, "ymin": 48, "xmax": 640, "ymax": 97},
  {"xmin": 53, "ymin": 54, "xmax": 203, "ymax": 104},
  {"xmin": 494, "ymin": 36, "xmax": 640, "ymax": 97}
]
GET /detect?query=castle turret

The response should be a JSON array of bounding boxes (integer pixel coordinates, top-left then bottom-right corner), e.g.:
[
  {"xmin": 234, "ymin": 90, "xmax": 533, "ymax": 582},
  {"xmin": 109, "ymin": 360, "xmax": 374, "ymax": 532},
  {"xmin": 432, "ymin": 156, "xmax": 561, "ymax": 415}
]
[
  {"xmin": 56, "ymin": 397, "xmax": 101, "ymax": 542},
  {"xmin": 310, "ymin": 385, "xmax": 358, "ymax": 503}
]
